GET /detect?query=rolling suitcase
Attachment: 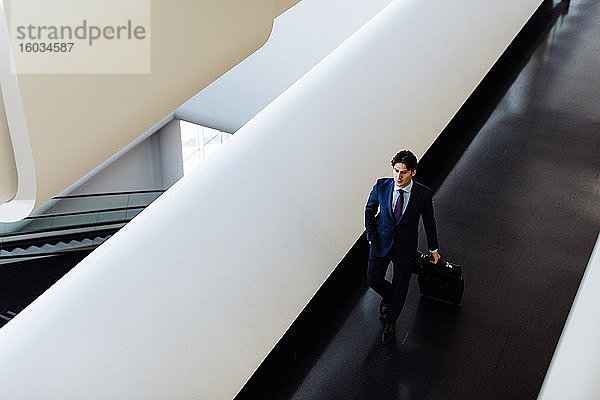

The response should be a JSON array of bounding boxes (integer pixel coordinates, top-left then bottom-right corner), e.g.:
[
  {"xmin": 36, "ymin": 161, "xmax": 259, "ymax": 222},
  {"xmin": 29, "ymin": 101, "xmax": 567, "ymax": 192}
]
[{"xmin": 415, "ymin": 252, "xmax": 464, "ymax": 304}]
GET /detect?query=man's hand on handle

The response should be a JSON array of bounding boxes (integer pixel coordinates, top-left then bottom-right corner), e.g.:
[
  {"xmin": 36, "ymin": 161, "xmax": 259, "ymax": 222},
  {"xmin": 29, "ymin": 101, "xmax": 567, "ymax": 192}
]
[{"xmin": 431, "ymin": 251, "xmax": 441, "ymax": 264}]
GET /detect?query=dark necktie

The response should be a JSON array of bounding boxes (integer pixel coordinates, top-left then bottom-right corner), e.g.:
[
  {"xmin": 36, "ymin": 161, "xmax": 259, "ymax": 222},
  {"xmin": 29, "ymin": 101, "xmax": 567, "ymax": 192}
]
[{"xmin": 394, "ymin": 189, "xmax": 404, "ymax": 221}]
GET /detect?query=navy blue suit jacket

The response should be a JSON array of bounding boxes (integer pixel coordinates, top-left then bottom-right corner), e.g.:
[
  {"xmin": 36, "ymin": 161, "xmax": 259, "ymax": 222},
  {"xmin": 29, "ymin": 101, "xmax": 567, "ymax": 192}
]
[{"xmin": 365, "ymin": 178, "xmax": 439, "ymax": 261}]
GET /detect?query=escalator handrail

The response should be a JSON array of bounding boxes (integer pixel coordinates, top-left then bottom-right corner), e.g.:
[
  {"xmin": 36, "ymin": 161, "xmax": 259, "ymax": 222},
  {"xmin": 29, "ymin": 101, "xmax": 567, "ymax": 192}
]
[
  {"xmin": 24, "ymin": 205, "xmax": 147, "ymax": 220},
  {"xmin": 53, "ymin": 189, "xmax": 165, "ymax": 199},
  {"xmin": 1, "ymin": 190, "xmax": 163, "ymax": 242},
  {"xmin": 1, "ymin": 221, "xmax": 128, "ymax": 240}
]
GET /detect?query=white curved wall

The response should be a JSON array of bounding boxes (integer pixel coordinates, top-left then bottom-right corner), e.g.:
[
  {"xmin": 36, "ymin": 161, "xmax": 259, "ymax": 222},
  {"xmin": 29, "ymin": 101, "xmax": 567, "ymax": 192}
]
[
  {"xmin": 0, "ymin": 2, "xmax": 36, "ymax": 221},
  {"xmin": 0, "ymin": 86, "xmax": 17, "ymax": 203},
  {"xmin": 0, "ymin": 0, "xmax": 542, "ymax": 399},
  {"xmin": 176, "ymin": 0, "xmax": 394, "ymax": 133},
  {"xmin": 63, "ymin": 119, "xmax": 183, "ymax": 195}
]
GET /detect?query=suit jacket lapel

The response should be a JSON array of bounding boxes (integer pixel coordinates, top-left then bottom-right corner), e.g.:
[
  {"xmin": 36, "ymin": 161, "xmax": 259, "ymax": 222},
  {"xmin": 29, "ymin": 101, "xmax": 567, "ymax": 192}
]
[{"xmin": 396, "ymin": 181, "xmax": 419, "ymax": 225}]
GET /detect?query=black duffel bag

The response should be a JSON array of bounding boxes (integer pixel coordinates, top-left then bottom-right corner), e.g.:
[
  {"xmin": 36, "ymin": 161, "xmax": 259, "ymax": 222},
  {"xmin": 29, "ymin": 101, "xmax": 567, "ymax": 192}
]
[{"xmin": 414, "ymin": 252, "xmax": 464, "ymax": 304}]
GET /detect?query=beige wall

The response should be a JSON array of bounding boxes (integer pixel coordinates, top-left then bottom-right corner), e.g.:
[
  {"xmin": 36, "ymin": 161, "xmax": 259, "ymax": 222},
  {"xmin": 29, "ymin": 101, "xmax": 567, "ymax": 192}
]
[
  {"xmin": 274, "ymin": 0, "xmax": 300, "ymax": 17},
  {"xmin": 0, "ymin": 0, "xmax": 300, "ymax": 221}
]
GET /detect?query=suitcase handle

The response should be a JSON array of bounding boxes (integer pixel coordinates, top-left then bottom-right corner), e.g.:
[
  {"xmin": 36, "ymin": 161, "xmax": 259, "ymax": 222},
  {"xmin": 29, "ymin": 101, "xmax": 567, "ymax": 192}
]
[{"xmin": 418, "ymin": 252, "xmax": 462, "ymax": 268}]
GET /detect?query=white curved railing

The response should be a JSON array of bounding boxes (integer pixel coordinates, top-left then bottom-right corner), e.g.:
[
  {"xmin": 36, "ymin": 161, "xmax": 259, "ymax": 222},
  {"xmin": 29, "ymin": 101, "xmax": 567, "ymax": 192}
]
[
  {"xmin": 0, "ymin": 1, "xmax": 36, "ymax": 221},
  {"xmin": 0, "ymin": 84, "xmax": 17, "ymax": 204}
]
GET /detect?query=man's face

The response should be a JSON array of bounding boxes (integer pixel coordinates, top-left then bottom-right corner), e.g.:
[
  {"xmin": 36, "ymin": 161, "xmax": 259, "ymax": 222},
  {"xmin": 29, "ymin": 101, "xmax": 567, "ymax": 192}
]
[{"xmin": 393, "ymin": 162, "xmax": 416, "ymax": 188}]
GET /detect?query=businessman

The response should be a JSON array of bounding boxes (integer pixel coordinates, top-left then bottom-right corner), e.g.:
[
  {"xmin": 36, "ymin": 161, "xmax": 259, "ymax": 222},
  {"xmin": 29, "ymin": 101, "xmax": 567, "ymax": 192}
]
[{"xmin": 365, "ymin": 150, "xmax": 440, "ymax": 344}]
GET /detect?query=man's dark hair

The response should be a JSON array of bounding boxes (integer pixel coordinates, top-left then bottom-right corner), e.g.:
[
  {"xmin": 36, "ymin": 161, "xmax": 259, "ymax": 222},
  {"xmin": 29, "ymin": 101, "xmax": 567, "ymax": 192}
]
[{"xmin": 391, "ymin": 150, "xmax": 418, "ymax": 171}]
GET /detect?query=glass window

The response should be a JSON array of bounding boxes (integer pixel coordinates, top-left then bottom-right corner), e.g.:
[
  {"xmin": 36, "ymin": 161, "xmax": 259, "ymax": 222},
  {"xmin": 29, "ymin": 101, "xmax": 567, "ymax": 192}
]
[{"xmin": 180, "ymin": 120, "xmax": 232, "ymax": 175}]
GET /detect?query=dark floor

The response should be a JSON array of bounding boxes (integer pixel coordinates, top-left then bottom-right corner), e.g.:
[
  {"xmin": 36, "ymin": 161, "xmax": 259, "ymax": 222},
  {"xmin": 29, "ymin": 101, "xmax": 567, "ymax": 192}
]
[{"xmin": 236, "ymin": 0, "xmax": 600, "ymax": 399}]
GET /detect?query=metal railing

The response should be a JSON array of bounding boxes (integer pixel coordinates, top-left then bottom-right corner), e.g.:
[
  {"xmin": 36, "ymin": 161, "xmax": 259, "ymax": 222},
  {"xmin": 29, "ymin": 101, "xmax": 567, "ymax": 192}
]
[{"xmin": 0, "ymin": 190, "xmax": 164, "ymax": 256}]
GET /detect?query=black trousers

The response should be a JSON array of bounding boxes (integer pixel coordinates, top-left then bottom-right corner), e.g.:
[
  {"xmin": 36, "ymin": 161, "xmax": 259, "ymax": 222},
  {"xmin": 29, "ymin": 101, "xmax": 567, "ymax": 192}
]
[{"xmin": 367, "ymin": 244, "xmax": 415, "ymax": 324}]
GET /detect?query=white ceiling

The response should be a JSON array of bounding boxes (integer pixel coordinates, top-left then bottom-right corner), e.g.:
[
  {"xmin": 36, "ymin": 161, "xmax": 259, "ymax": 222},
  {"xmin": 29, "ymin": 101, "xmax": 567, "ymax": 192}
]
[{"xmin": 174, "ymin": 0, "xmax": 394, "ymax": 133}]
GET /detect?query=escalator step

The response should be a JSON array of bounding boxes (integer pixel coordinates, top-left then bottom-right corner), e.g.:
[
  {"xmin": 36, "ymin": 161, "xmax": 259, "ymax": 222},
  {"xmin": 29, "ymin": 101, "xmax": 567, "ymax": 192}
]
[{"xmin": 9, "ymin": 248, "xmax": 27, "ymax": 255}]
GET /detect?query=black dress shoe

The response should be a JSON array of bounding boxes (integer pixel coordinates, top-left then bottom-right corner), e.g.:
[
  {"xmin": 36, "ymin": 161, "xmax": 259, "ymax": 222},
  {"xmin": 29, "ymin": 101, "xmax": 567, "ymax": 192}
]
[
  {"xmin": 381, "ymin": 323, "xmax": 395, "ymax": 344},
  {"xmin": 379, "ymin": 301, "xmax": 391, "ymax": 321}
]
